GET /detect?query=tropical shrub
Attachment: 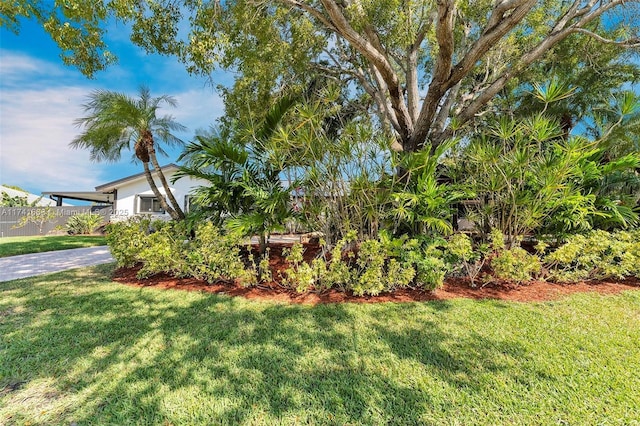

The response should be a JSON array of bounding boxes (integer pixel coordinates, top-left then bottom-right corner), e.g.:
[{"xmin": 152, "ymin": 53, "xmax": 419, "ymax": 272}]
[
  {"xmin": 578, "ymin": 151, "xmax": 640, "ymax": 230},
  {"xmin": 188, "ymin": 222, "xmax": 249, "ymax": 284},
  {"xmin": 487, "ymin": 229, "xmax": 542, "ymax": 283},
  {"xmin": 106, "ymin": 218, "xmax": 250, "ymax": 283},
  {"xmin": 281, "ymin": 239, "xmax": 353, "ymax": 294},
  {"xmin": 137, "ymin": 221, "xmax": 186, "ymax": 279},
  {"xmin": 398, "ymin": 236, "xmax": 447, "ymax": 291},
  {"xmin": 281, "ymin": 243, "xmax": 312, "ymax": 292},
  {"xmin": 66, "ymin": 212, "xmax": 104, "ymax": 234},
  {"xmin": 545, "ymin": 230, "xmax": 640, "ymax": 282},
  {"xmin": 177, "ymin": 95, "xmax": 300, "ymax": 255},
  {"xmin": 352, "ymin": 238, "xmax": 388, "ymax": 296},
  {"xmin": 105, "ymin": 216, "xmax": 153, "ymax": 267},
  {"xmin": 258, "ymin": 250, "xmax": 272, "ymax": 283},
  {"xmin": 288, "ymin": 108, "xmax": 392, "ymax": 245},
  {"xmin": 385, "ymin": 139, "xmax": 467, "ymax": 237},
  {"xmin": 322, "ymin": 234, "xmax": 356, "ymax": 291},
  {"xmin": 445, "ymin": 233, "xmax": 487, "ymax": 286},
  {"xmin": 491, "ymin": 247, "xmax": 542, "ymax": 283},
  {"xmin": 238, "ymin": 83, "xmax": 396, "ymax": 246},
  {"xmin": 177, "ymin": 130, "xmax": 296, "ymax": 255},
  {"xmin": 451, "ymin": 115, "xmax": 602, "ymax": 243},
  {"xmin": 281, "ymin": 231, "xmax": 444, "ymax": 296}
]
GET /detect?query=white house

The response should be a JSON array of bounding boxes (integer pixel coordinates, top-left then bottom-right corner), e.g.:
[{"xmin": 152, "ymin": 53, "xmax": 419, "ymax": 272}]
[
  {"xmin": 43, "ymin": 164, "xmax": 209, "ymax": 220},
  {"xmin": 0, "ymin": 185, "xmax": 61, "ymax": 206}
]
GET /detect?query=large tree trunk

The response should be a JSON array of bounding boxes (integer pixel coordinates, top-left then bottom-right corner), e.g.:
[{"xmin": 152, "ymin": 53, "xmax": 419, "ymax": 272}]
[
  {"xmin": 287, "ymin": 0, "xmax": 636, "ymax": 153},
  {"xmin": 142, "ymin": 130, "xmax": 186, "ymax": 220}
]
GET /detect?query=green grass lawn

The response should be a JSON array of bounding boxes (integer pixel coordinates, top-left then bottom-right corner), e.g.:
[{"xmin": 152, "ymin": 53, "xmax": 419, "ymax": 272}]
[
  {"xmin": 0, "ymin": 235, "xmax": 106, "ymax": 257},
  {"xmin": 1, "ymin": 264, "xmax": 639, "ymax": 425}
]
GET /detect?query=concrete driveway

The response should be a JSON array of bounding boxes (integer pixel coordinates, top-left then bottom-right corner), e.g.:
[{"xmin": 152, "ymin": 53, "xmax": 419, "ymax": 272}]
[{"xmin": 0, "ymin": 246, "xmax": 114, "ymax": 282}]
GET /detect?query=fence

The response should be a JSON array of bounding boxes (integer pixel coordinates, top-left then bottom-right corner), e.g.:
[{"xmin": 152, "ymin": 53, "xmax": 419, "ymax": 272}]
[{"xmin": 0, "ymin": 206, "xmax": 111, "ymax": 238}]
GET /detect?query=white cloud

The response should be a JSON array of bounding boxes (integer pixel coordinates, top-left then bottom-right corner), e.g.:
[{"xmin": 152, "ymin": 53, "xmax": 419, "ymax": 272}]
[
  {"xmin": 0, "ymin": 85, "xmax": 104, "ymax": 191},
  {"xmin": 172, "ymin": 88, "xmax": 225, "ymax": 135},
  {"xmin": 0, "ymin": 51, "xmax": 226, "ymax": 194},
  {"xmin": 0, "ymin": 49, "xmax": 66, "ymax": 87}
]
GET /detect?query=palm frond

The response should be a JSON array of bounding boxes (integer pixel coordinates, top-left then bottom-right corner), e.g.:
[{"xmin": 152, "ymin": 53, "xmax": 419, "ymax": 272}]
[{"xmin": 70, "ymin": 87, "xmax": 186, "ymax": 164}]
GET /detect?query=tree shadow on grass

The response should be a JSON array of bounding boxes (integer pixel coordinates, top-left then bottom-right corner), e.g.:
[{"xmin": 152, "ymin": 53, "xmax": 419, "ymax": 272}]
[{"xmin": 0, "ymin": 264, "xmax": 546, "ymax": 424}]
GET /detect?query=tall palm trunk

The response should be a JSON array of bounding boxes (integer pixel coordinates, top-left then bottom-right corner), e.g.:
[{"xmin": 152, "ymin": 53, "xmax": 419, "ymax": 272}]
[
  {"xmin": 141, "ymin": 162, "xmax": 181, "ymax": 220},
  {"xmin": 258, "ymin": 232, "xmax": 268, "ymax": 256},
  {"xmin": 143, "ymin": 130, "xmax": 185, "ymax": 219},
  {"xmin": 135, "ymin": 135, "xmax": 180, "ymax": 220}
]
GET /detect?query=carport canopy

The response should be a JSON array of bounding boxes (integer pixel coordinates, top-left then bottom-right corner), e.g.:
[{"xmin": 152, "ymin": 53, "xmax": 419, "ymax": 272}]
[{"xmin": 42, "ymin": 191, "xmax": 113, "ymax": 206}]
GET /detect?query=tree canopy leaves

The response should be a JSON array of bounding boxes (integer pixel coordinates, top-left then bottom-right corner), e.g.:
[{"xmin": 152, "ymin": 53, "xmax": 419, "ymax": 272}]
[{"xmin": 4, "ymin": 0, "xmax": 640, "ymax": 151}]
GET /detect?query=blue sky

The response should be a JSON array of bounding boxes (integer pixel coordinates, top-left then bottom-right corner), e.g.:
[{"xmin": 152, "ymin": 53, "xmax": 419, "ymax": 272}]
[{"xmin": 0, "ymin": 18, "xmax": 230, "ymax": 197}]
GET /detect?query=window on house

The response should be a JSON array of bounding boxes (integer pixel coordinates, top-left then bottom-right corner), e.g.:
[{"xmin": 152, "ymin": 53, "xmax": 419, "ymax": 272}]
[{"xmin": 138, "ymin": 197, "xmax": 165, "ymax": 213}]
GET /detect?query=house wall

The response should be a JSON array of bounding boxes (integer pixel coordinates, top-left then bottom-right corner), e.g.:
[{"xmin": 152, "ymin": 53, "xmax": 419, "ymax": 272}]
[{"xmin": 111, "ymin": 173, "xmax": 208, "ymax": 221}]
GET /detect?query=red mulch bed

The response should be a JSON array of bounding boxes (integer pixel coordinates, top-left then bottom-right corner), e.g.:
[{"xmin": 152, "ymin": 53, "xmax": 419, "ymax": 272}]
[{"xmin": 111, "ymin": 243, "xmax": 640, "ymax": 305}]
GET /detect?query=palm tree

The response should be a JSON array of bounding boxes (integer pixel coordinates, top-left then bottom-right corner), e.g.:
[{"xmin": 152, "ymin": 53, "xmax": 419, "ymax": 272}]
[
  {"xmin": 71, "ymin": 86, "xmax": 187, "ymax": 220},
  {"xmin": 177, "ymin": 94, "xmax": 299, "ymax": 254}
]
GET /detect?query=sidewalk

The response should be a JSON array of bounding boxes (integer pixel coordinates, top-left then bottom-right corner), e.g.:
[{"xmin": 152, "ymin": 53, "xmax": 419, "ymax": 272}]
[{"xmin": 0, "ymin": 246, "xmax": 114, "ymax": 282}]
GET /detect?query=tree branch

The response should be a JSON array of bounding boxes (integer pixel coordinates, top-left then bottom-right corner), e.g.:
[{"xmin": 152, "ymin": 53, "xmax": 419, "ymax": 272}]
[
  {"xmin": 320, "ymin": 41, "xmax": 403, "ymax": 134},
  {"xmin": 449, "ymin": 0, "xmax": 536, "ymax": 85},
  {"xmin": 369, "ymin": 63, "xmax": 403, "ymax": 134},
  {"xmin": 279, "ymin": 0, "xmax": 337, "ymax": 32},
  {"xmin": 431, "ymin": 81, "xmax": 461, "ymax": 137},
  {"xmin": 436, "ymin": 0, "xmax": 638, "ymax": 145},
  {"xmin": 571, "ymin": 28, "xmax": 640, "ymax": 48},
  {"xmin": 406, "ymin": 14, "xmax": 434, "ymax": 123},
  {"xmin": 317, "ymin": 0, "xmax": 413, "ymax": 140}
]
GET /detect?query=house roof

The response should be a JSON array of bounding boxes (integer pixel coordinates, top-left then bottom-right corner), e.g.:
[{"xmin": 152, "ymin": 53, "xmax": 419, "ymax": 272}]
[
  {"xmin": 95, "ymin": 164, "xmax": 180, "ymax": 192},
  {"xmin": 1, "ymin": 185, "xmax": 59, "ymax": 206},
  {"xmin": 41, "ymin": 191, "xmax": 113, "ymax": 204},
  {"xmin": 41, "ymin": 164, "xmax": 181, "ymax": 205}
]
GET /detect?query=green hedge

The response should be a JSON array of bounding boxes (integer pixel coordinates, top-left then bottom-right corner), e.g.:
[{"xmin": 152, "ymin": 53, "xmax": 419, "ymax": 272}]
[{"xmin": 106, "ymin": 219, "xmax": 640, "ymax": 295}]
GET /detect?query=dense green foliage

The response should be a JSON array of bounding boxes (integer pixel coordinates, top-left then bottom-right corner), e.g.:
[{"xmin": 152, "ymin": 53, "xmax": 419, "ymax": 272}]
[
  {"xmin": 546, "ymin": 229, "xmax": 640, "ymax": 282},
  {"xmin": 486, "ymin": 230, "xmax": 542, "ymax": 283},
  {"xmin": 106, "ymin": 218, "xmax": 251, "ymax": 284},
  {"xmin": 10, "ymin": 1, "xmax": 640, "ymax": 292},
  {"xmin": 282, "ymin": 231, "xmax": 447, "ymax": 295},
  {"xmin": 177, "ymin": 95, "xmax": 301, "ymax": 253},
  {"xmin": 103, "ymin": 81, "xmax": 639, "ymax": 292},
  {"xmin": 384, "ymin": 139, "xmax": 467, "ymax": 236},
  {"xmin": 451, "ymin": 113, "xmax": 640, "ymax": 241},
  {"xmin": 106, "ymin": 218, "xmax": 640, "ymax": 294}
]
